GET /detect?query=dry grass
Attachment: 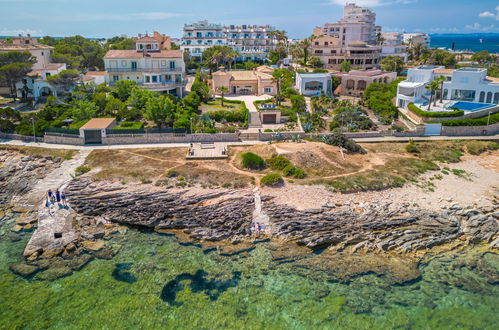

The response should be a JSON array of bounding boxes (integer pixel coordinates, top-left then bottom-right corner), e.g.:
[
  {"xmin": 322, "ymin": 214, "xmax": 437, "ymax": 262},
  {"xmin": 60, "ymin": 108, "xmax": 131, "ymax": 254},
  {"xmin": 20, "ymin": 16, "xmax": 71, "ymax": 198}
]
[
  {"xmin": 0, "ymin": 145, "xmax": 76, "ymax": 161},
  {"xmin": 172, "ymin": 161, "xmax": 253, "ymax": 188},
  {"xmin": 85, "ymin": 148, "xmax": 184, "ymax": 183}
]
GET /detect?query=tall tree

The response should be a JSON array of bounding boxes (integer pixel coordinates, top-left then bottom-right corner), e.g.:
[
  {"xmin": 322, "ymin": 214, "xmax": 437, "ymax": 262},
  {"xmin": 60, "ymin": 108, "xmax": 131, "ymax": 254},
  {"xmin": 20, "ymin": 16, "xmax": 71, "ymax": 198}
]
[
  {"xmin": 145, "ymin": 95, "xmax": 175, "ymax": 127},
  {"xmin": 271, "ymin": 69, "xmax": 287, "ymax": 106},
  {"xmin": 340, "ymin": 60, "xmax": 352, "ymax": 73},
  {"xmin": 381, "ymin": 56, "xmax": 404, "ymax": 74},
  {"xmin": 47, "ymin": 69, "xmax": 81, "ymax": 96},
  {"xmin": 0, "ymin": 51, "xmax": 36, "ymax": 101}
]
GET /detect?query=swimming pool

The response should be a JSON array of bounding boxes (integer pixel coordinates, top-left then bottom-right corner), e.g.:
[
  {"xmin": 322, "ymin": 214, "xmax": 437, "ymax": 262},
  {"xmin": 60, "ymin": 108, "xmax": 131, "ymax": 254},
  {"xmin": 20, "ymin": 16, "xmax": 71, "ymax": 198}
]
[{"xmin": 448, "ymin": 102, "xmax": 496, "ymax": 112}]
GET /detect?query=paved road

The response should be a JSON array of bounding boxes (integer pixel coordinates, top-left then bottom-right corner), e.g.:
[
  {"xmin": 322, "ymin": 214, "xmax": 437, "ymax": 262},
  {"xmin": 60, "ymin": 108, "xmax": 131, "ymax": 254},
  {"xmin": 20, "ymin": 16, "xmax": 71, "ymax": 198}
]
[{"xmin": 1, "ymin": 135, "xmax": 497, "ymax": 151}]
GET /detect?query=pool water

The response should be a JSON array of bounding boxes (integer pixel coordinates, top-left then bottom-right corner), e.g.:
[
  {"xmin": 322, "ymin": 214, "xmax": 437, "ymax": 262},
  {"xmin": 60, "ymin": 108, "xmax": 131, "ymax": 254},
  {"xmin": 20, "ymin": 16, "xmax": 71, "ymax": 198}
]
[
  {"xmin": 449, "ymin": 101, "xmax": 496, "ymax": 112},
  {"xmin": 1, "ymin": 214, "xmax": 498, "ymax": 329}
]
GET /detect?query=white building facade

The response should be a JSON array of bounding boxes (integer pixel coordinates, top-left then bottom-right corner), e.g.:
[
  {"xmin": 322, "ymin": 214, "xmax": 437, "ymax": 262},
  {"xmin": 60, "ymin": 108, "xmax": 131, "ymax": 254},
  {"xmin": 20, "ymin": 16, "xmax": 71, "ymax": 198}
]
[
  {"xmin": 180, "ymin": 21, "xmax": 277, "ymax": 62},
  {"xmin": 320, "ymin": 3, "xmax": 379, "ymax": 46},
  {"xmin": 296, "ymin": 73, "xmax": 333, "ymax": 97},
  {"xmin": 402, "ymin": 33, "xmax": 431, "ymax": 48},
  {"xmin": 380, "ymin": 32, "xmax": 408, "ymax": 62},
  {"xmin": 104, "ymin": 37, "xmax": 186, "ymax": 97},
  {"xmin": 396, "ymin": 66, "xmax": 499, "ymax": 109},
  {"xmin": 181, "ymin": 21, "xmax": 226, "ymax": 60}
]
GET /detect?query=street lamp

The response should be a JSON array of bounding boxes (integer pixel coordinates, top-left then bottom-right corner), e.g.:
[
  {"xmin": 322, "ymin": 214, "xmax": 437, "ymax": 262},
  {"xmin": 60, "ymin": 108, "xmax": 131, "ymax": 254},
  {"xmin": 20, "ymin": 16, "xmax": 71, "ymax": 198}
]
[
  {"xmin": 487, "ymin": 111, "xmax": 492, "ymax": 126},
  {"xmin": 30, "ymin": 117, "xmax": 36, "ymax": 143}
]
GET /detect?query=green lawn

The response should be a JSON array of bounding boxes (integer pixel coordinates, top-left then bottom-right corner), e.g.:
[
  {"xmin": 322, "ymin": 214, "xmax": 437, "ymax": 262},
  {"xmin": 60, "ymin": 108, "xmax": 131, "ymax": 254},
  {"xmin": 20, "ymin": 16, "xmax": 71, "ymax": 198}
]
[{"xmin": 200, "ymin": 99, "xmax": 244, "ymax": 112}]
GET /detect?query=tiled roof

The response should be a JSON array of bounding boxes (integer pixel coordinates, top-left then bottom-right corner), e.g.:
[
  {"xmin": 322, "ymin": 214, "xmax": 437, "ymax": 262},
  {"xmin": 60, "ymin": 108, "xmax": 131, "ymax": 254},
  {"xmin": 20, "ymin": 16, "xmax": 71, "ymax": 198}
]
[
  {"xmin": 81, "ymin": 118, "xmax": 116, "ymax": 130},
  {"xmin": 136, "ymin": 36, "xmax": 157, "ymax": 43},
  {"xmin": 85, "ymin": 71, "xmax": 106, "ymax": 76},
  {"xmin": 213, "ymin": 70, "xmax": 273, "ymax": 81},
  {"xmin": 104, "ymin": 49, "xmax": 182, "ymax": 59},
  {"xmin": 27, "ymin": 63, "xmax": 66, "ymax": 76},
  {"xmin": 486, "ymin": 76, "xmax": 499, "ymax": 83}
]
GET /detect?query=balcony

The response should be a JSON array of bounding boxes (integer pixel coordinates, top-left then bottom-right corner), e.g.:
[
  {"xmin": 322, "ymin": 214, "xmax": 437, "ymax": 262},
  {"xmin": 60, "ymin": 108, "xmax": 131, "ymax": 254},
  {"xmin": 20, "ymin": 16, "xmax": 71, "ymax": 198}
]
[
  {"xmin": 106, "ymin": 67, "xmax": 183, "ymax": 73},
  {"xmin": 109, "ymin": 80, "xmax": 187, "ymax": 89}
]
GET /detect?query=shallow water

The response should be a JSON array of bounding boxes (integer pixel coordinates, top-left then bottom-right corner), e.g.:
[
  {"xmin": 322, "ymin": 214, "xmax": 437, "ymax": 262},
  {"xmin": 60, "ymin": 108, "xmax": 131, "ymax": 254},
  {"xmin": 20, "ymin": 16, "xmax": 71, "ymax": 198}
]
[{"xmin": 1, "ymin": 215, "xmax": 498, "ymax": 329}]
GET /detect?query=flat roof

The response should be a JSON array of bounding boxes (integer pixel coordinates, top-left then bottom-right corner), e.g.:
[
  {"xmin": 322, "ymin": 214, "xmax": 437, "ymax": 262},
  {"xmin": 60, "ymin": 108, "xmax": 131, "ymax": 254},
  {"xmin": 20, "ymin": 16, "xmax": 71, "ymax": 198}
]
[
  {"xmin": 80, "ymin": 118, "xmax": 116, "ymax": 130},
  {"xmin": 399, "ymin": 81, "xmax": 425, "ymax": 88},
  {"xmin": 296, "ymin": 72, "xmax": 331, "ymax": 77}
]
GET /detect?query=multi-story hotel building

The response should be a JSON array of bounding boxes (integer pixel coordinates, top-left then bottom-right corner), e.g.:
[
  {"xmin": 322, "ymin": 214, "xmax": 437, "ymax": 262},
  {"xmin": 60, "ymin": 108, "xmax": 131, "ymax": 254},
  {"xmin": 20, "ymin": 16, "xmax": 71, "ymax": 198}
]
[
  {"xmin": 319, "ymin": 3, "xmax": 380, "ymax": 46},
  {"xmin": 104, "ymin": 35, "xmax": 186, "ymax": 96},
  {"xmin": 180, "ymin": 21, "xmax": 226, "ymax": 60},
  {"xmin": 380, "ymin": 32, "xmax": 408, "ymax": 62},
  {"xmin": 224, "ymin": 24, "xmax": 277, "ymax": 61},
  {"xmin": 180, "ymin": 21, "xmax": 277, "ymax": 61}
]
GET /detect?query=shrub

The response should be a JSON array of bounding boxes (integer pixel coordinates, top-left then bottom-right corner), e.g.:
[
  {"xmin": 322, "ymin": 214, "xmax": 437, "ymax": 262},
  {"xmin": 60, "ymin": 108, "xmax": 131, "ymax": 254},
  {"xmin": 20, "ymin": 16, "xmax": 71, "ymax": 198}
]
[
  {"xmin": 266, "ymin": 155, "xmax": 291, "ymax": 171},
  {"xmin": 292, "ymin": 167, "xmax": 306, "ymax": 179},
  {"xmin": 241, "ymin": 152, "xmax": 265, "ymax": 170},
  {"xmin": 407, "ymin": 103, "xmax": 464, "ymax": 118},
  {"xmin": 114, "ymin": 121, "xmax": 144, "ymax": 129},
  {"xmin": 75, "ymin": 165, "xmax": 91, "ymax": 176},
  {"xmin": 264, "ymin": 129, "xmax": 273, "ymax": 132},
  {"xmin": 405, "ymin": 139, "xmax": 419, "ymax": 154},
  {"xmin": 312, "ymin": 133, "xmax": 366, "ymax": 154},
  {"xmin": 282, "ymin": 164, "xmax": 296, "ymax": 177},
  {"xmin": 260, "ymin": 173, "xmax": 283, "ymax": 187},
  {"xmin": 166, "ymin": 169, "xmax": 179, "ymax": 178}
]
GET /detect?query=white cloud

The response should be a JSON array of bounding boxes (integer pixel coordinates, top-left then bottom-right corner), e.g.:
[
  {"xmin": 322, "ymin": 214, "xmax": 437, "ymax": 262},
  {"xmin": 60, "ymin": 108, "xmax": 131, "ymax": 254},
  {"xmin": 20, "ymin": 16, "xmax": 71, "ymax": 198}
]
[
  {"xmin": 465, "ymin": 22, "xmax": 497, "ymax": 31},
  {"xmin": 0, "ymin": 28, "xmax": 42, "ymax": 35},
  {"xmin": 329, "ymin": 0, "xmax": 416, "ymax": 7},
  {"xmin": 479, "ymin": 11, "xmax": 495, "ymax": 18},
  {"xmin": 478, "ymin": 6, "xmax": 499, "ymax": 20}
]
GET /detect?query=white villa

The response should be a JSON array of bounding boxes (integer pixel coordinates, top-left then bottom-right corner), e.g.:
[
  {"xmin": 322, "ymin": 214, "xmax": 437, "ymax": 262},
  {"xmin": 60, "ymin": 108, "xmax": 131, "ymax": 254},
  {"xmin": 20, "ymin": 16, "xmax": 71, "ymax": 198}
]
[
  {"xmin": 396, "ymin": 66, "xmax": 499, "ymax": 109},
  {"xmin": 296, "ymin": 73, "xmax": 333, "ymax": 97},
  {"xmin": 0, "ymin": 34, "xmax": 66, "ymax": 101},
  {"xmin": 104, "ymin": 35, "xmax": 186, "ymax": 97}
]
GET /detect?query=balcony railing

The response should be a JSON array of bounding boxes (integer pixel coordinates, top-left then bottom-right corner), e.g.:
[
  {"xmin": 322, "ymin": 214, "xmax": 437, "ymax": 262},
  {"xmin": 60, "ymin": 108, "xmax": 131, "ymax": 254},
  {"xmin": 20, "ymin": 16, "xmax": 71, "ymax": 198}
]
[
  {"xmin": 106, "ymin": 67, "xmax": 183, "ymax": 73},
  {"xmin": 109, "ymin": 80, "xmax": 187, "ymax": 89}
]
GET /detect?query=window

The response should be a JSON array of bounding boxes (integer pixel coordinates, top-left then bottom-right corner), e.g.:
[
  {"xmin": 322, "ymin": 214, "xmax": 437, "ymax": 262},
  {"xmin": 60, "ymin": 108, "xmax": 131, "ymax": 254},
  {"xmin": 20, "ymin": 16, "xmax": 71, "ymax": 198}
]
[
  {"xmin": 152, "ymin": 76, "xmax": 158, "ymax": 83},
  {"xmin": 264, "ymin": 87, "xmax": 272, "ymax": 93},
  {"xmin": 113, "ymin": 75, "xmax": 119, "ymax": 82},
  {"xmin": 45, "ymin": 72, "xmax": 51, "ymax": 78},
  {"xmin": 169, "ymin": 61, "xmax": 175, "ymax": 70},
  {"xmin": 315, "ymin": 50, "xmax": 323, "ymax": 54},
  {"xmin": 145, "ymin": 76, "xmax": 151, "ymax": 83}
]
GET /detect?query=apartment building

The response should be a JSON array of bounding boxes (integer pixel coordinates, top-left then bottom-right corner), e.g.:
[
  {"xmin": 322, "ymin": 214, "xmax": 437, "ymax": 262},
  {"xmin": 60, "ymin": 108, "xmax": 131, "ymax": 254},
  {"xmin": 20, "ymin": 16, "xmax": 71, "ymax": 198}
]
[
  {"xmin": 380, "ymin": 32, "xmax": 408, "ymax": 62},
  {"xmin": 224, "ymin": 24, "xmax": 277, "ymax": 61},
  {"xmin": 181, "ymin": 21, "xmax": 226, "ymax": 60},
  {"xmin": 311, "ymin": 35, "xmax": 381, "ymax": 70},
  {"xmin": 333, "ymin": 69, "xmax": 397, "ymax": 97},
  {"xmin": 180, "ymin": 21, "xmax": 277, "ymax": 61},
  {"xmin": 396, "ymin": 66, "xmax": 499, "ymax": 109},
  {"xmin": 403, "ymin": 33, "xmax": 431, "ymax": 48},
  {"xmin": 319, "ymin": 3, "xmax": 380, "ymax": 46},
  {"xmin": 104, "ymin": 36, "xmax": 186, "ymax": 97}
]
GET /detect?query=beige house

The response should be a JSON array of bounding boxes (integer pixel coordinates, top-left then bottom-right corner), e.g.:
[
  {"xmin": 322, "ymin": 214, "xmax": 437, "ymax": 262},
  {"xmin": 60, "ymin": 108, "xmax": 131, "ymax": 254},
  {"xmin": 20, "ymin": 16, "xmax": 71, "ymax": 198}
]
[
  {"xmin": 311, "ymin": 35, "xmax": 381, "ymax": 71},
  {"xmin": 211, "ymin": 66, "xmax": 277, "ymax": 96},
  {"xmin": 333, "ymin": 69, "xmax": 397, "ymax": 97}
]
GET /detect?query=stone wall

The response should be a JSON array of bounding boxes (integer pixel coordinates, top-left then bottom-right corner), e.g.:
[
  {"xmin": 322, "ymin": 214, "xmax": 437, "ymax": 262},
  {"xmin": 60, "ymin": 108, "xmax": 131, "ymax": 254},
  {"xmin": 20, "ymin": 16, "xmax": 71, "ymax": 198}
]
[
  {"xmin": 0, "ymin": 132, "xmax": 44, "ymax": 143},
  {"xmin": 102, "ymin": 133, "xmax": 239, "ymax": 145},
  {"xmin": 441, "ymin": 122, "xmax": 499, "ymax": 136},
  {"xmin": 44, "ymin": 134, "xmax": 84, "ymax": 145}
]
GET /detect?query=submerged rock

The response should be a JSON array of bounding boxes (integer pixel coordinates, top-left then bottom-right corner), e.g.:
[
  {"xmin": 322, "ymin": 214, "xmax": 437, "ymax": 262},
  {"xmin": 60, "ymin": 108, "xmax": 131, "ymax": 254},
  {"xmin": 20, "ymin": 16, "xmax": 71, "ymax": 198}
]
[{"xmin": 10, "ymin": 263, "xmax": 39, "ymax": 278}]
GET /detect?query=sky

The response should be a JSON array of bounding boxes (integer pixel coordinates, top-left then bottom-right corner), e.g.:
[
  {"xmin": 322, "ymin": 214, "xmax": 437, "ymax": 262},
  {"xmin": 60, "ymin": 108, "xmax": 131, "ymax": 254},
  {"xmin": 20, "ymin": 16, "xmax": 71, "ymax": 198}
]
[{"xmin": 0, "ymin": 0, "xmax": 499, "ymax": 38}]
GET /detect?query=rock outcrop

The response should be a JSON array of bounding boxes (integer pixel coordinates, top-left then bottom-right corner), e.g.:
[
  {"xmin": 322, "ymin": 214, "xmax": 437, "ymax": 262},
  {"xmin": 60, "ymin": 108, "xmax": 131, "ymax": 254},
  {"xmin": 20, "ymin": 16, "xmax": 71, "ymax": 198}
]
[{"xmin": 65, "ymin": 178, "xmax": 499, "ymax": 255}]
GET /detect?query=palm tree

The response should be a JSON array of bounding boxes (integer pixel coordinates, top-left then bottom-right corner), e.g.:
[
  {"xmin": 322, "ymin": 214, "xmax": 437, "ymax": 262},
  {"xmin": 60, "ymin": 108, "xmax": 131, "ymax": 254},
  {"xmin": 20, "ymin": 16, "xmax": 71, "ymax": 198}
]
[
  {"xmin": 437, "ymin": 76, "xmax": 446, "ymax": 104},
  {"xmin": 425, "ymin": 80, "xmax": 441, "ymax": 110},
  {"xmin": 376, "ymin": 32, "xmax": 385, "ymax": 46},
  {"xmin": 299, "ymin": 37, "xmax": 314, "ymax": 65},
  {"xmin": 217, "ymin": 86, "xmax": 229, "ymax": 107},
  {"xmin": 271, "ymin": 69, "xmax": 286, "ymax": 106}
]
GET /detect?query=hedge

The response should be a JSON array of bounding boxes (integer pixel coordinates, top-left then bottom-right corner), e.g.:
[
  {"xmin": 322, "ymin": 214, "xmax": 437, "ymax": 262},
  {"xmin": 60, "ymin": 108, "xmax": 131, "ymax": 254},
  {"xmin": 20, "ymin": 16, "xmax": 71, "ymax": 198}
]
[
  {"xmin": 435, "ymin": 112, "xmax": 499, "ymax": 126},
  {"xmin": 113, "ymin": 121, "xmax": 144, "ymax": 129},
  {"xmin": 407, "ymin": 102, "xmax": 464, "ymax": 118}
]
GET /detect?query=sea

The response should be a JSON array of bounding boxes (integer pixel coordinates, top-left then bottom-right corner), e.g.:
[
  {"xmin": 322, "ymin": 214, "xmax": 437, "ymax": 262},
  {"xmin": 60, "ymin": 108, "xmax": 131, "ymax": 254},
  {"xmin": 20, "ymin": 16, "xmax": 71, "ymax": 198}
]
[
  {"xmin": 1, "ymin": 213, "xmax": 498, "ymax": 329},
  {"xmin": 429, "ymin": 33, "xmax": 499, "ymax": 53}
]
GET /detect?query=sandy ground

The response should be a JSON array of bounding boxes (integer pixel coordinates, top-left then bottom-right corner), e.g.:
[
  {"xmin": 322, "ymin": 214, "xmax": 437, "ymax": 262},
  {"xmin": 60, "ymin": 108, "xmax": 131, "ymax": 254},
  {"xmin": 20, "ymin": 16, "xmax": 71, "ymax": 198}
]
[{"xmin": 262, "ymin": 153, "xmax": 499, "ymax": 212}]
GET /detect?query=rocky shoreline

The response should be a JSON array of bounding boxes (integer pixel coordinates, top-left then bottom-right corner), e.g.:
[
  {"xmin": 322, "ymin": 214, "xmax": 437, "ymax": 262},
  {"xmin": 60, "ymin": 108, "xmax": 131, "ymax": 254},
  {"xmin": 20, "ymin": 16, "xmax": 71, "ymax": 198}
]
[{"xmin": 1, "ymin": 152, "xmax": 498, "ymax": 284}]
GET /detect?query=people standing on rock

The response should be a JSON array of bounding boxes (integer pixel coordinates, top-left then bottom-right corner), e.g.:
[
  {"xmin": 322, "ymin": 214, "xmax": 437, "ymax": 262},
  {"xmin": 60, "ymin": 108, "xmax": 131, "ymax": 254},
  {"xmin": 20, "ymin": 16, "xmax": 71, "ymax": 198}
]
[
  {"xmin": 55, "ymin": 190, "xmax": 61, "ymax": 207},
  {"xmin": 45, "ymin": 198, "xmax": 52, "ymax": 215},
  {"xmin": 47, "ymin": 189, "xmax": 53, "ymax": 204},
  {"xmin": 61, "ymin": 192, "xmax": 67, "ymax": 207},
  {"xmin": 254, "ymin": 222, "xmax": 260, "ymax": 237}
]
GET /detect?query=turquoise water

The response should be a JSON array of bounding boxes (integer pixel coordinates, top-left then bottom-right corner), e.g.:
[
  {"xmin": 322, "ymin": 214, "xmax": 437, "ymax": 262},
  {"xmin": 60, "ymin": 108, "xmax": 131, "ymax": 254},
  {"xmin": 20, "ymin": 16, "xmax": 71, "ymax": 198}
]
[
  {"xmin": 449, "ymin": 102, "xmax": 496, "ymax": 112},
  {"xmin": 1, "ymin": 214, "xmax": 498, "ymax": 329}
]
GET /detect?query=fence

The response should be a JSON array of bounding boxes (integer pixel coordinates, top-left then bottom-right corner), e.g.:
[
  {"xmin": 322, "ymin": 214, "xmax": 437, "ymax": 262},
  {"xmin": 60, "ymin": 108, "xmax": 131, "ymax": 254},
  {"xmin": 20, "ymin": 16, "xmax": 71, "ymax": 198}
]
[
  {"xmin": 101, "ymin": 133, "xmax": 239, "ymax": 145},
  {"xmin": 0, "ymin": 132, "xmax": 44, "ymax": 143}
]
